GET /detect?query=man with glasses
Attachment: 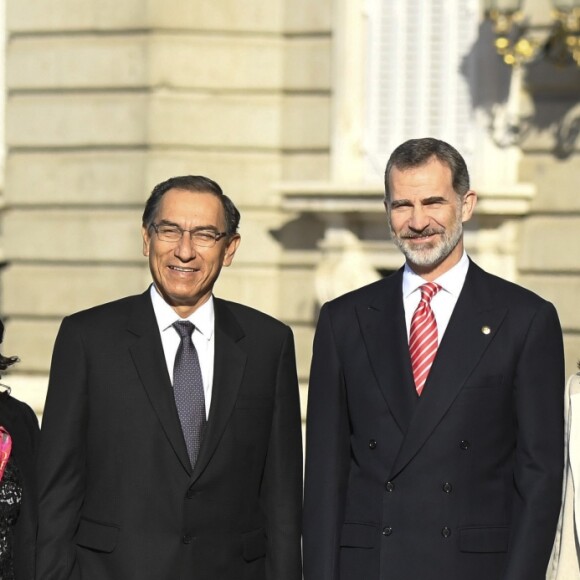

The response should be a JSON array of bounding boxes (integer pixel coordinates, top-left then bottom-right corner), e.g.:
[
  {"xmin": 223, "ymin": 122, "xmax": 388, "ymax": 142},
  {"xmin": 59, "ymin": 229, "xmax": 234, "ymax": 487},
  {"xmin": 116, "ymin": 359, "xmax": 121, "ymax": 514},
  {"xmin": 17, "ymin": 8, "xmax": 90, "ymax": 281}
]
[{"xmin": 36, "ymin": 176, "xmax": 303, "ymax": 580}]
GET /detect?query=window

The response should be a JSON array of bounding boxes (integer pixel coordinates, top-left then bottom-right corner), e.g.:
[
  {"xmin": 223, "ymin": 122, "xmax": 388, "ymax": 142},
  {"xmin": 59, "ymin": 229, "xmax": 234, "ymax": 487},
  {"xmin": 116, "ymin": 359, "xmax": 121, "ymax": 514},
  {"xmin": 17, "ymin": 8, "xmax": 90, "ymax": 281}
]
[{"xmin": 364, "ymin": 0, "xmax": 479, "ymax": 177}]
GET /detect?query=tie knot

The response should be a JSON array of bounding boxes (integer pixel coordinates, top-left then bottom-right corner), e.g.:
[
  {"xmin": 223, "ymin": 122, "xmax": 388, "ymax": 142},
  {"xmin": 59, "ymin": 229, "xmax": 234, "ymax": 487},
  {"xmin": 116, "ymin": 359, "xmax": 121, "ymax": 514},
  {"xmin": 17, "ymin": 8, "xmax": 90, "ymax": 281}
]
[
  {"xmin": 419, "ymin": 282, "xmax": 441, "ymax": 304},
  {"xmin": 173, "ymin": 320, "xmax": 194, "ymax": 339}
]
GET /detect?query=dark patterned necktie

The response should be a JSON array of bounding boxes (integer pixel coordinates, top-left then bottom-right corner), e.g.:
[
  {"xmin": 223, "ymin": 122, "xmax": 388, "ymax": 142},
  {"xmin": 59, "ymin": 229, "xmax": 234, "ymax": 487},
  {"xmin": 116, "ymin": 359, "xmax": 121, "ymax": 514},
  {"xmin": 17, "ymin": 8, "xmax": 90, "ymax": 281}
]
[
  {"xmin": 409, "ymin": 282, "xmax": 442, "ymax": 395},
  {"xmin": 172, "ymin": 321, "xmax": 206, "ymax": 468}
]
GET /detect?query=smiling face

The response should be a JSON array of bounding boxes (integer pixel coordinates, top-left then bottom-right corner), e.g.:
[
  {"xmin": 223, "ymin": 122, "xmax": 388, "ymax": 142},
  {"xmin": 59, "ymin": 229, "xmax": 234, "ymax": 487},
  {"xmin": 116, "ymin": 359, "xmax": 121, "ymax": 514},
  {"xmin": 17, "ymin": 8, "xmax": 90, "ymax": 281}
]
[
  {"xmin": 385, "ymin": 157, "xmax": 476, "ymax": 280},
  {"xmin": 142, "ymin": 188, "xmax": 240, "ymax": 317}
]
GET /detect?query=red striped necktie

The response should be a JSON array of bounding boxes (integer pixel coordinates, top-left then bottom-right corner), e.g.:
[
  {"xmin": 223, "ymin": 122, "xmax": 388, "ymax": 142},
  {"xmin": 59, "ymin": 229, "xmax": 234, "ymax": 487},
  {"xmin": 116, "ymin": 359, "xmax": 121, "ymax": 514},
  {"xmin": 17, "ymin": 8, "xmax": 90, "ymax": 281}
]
[{"xmin": 409, "ymin": 282, "xmax": 442, "ymax": 396}]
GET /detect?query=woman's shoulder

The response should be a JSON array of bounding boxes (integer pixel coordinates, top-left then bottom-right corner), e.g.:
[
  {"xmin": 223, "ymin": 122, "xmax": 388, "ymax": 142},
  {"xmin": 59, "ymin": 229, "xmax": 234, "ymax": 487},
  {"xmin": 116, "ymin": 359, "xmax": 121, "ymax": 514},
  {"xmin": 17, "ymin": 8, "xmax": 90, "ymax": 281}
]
[{"xmin": 0, "ymin": 392, "xmax": 39, "ymax": 437}]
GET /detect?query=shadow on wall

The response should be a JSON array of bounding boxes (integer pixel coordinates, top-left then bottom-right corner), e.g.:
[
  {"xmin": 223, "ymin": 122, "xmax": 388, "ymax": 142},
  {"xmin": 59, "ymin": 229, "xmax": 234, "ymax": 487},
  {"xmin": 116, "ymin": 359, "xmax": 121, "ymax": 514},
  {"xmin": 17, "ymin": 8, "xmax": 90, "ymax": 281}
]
[
  {"xmin": 269, "ymin": 214, "xmax": 326, "ymax": 251},
  {"xmin": 461, "ymin": 20, "xmax": 580, "ymax": 158}
]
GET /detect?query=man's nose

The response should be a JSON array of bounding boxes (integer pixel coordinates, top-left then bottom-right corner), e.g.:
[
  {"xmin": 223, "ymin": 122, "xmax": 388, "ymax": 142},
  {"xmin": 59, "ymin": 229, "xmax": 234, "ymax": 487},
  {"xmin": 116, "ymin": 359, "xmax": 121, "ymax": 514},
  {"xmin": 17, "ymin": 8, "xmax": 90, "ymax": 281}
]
[
  {"xmin": 174, "ymin": 234, "xmax": 197, "ymax": 260},
  {"xmin": 408, "ymin": 206, "xmax": 430, "ymax": 231}
]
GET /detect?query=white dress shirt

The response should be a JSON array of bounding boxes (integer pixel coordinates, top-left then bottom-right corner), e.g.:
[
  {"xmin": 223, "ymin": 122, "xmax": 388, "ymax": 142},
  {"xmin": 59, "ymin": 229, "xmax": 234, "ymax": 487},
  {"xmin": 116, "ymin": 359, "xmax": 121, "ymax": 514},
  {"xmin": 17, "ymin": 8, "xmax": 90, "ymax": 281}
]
[
  {"xmin": 402, "ymin": 252, "xmax": 470, "ymax": 341},
  {"xmin": 149, "ymin": 285, "xmax": 214, "ymax": 419}
]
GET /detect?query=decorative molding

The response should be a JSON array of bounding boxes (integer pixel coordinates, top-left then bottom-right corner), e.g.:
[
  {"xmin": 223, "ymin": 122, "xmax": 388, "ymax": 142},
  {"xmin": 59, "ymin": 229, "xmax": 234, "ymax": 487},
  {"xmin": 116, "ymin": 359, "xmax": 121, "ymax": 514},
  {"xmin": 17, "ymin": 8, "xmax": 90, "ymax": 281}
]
[
  {"xmin": 280, "ymin": 180, "xmax": 535, "ymax": 217},
  {"xmin": 279, "ymin": 179, "xmax": 536, "ymax": 299}
]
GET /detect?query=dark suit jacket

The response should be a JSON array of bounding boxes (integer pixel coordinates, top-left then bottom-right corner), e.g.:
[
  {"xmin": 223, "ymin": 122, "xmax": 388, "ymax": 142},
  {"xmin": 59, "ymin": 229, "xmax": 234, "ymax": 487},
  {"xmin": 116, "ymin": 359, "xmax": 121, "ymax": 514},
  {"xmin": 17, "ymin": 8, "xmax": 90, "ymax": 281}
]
[
  {"xmin": 36, "ymin": 291, "xmax": 303, "ymax": 580},
  {"xmin": 0, "ymin": 391, "xmax": 39, "ymax": 580},
  {"xmin": 303, "ymin": 261, "xmax": 565, "ymax": 580}
]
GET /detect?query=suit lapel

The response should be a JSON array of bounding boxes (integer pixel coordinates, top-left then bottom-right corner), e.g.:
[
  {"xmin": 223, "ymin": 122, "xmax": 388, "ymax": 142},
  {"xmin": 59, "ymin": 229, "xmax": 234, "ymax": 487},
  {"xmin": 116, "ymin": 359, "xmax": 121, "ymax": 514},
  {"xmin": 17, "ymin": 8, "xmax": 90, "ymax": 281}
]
[
  {"xmin": 389, "ymin": 262, "xmax": 508, "ymax": 478},
  {"xmin": 191, "ymin": 299, "xmax": 247, "ymax": 484},
  {"xmin": 357, "ymin": 270, "xmax": 417, "ymax": 435},
  {"xmin": 127, "ymin": 292, "xmax": 192, "ymax": 474}
]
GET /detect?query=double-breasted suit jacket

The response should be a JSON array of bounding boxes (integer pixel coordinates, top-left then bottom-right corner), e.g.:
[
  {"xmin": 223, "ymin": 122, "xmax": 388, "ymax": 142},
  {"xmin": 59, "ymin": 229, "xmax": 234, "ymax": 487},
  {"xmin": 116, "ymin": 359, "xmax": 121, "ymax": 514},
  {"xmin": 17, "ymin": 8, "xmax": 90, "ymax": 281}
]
[
  {"xmin": 36, "ymin": 291, "xmax": 303, "ymax": 580},
  {"xmin": 303, "ymin": 260, "xmax": 565, "ymax": 580}
]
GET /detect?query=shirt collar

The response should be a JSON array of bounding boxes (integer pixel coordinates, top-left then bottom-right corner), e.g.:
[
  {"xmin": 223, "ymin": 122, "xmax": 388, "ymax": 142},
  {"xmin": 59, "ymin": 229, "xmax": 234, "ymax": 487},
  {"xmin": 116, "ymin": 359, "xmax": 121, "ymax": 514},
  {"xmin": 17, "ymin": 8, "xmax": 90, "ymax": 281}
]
[
  {"xmin": 402, "ymin": 251, "xmax": 470, "ymax": 299},
  {"xmin": 149, "ymin": 285, "xmax": 215, "ymax": 340}
]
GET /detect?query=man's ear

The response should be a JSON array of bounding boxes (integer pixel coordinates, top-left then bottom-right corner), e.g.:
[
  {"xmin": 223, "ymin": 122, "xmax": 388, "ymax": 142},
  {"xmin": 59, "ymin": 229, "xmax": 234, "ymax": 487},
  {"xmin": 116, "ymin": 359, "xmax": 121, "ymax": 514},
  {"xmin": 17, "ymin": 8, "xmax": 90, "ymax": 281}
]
[
  {"xmin": 461, "ymin": 190, "xmax": 477, "ymax": 223},
  {"xmin": 142, "ymin": 226, "xmax": 151, "ymax": 257},
  {"xmin": 223, "ymin": 235, "xmax": 241, "ymax": 267}
]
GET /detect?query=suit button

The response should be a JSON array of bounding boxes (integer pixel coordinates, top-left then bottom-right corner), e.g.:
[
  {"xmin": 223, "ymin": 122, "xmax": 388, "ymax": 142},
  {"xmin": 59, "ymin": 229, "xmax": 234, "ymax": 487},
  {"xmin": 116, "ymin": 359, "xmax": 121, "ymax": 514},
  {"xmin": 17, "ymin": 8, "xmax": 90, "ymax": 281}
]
[
  {"xmin": 369, "ymin": 439, "xmax": 377, "ymax": 449},
  {"xmin": 442, "ymin": 482, "xmax": 453, "ymax": 493},
  {"xmin": 459, "ymin": 440, "xmax": 470, "ymax": 450},
  {"xmin": 186, "ymin": 487, "xmax": 195, "ymax": 499},
  {"xmin": 385, "ymin": 481, "xmax": 395, "ymax": 492},
  {"xmin": 182, "ymin": 534, "xmax": 194, "ymax": 544},
  {"xmin": 382, "ymin": 526, "xmax": 393, "ymax": 536},
  {"xmin": 441, "ymin": 527, "xmax": 451, "ymax": 538}
]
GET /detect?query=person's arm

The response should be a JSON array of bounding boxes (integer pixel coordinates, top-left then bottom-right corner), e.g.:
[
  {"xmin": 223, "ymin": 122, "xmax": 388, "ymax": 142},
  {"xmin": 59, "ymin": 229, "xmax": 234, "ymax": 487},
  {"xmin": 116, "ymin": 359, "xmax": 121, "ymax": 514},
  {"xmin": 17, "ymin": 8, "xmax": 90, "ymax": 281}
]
[
  {"xmin": 36, "ymin": 316, "xmax": 88, "ymax": 580},
  {"xmin": 11, "ymin": 399, "xmax": 40, "ymax": 580},
  {"xmin": 546, "ymin": 373, "xmax": 580, "ymax": 580},
  {"xmin": 20, "ymin": 399, "xmax": 40, "ymax": 442},
  {"xmin": 303, "ymin": 304, "xmax": 351, "ymax": 580},
  {"xmin": 260, "ymin": 326, "xmax": 303, "ymax": 580},
  {"xmin": 502, "ymin": 301, "xmax": 565, "ymax": 580}
]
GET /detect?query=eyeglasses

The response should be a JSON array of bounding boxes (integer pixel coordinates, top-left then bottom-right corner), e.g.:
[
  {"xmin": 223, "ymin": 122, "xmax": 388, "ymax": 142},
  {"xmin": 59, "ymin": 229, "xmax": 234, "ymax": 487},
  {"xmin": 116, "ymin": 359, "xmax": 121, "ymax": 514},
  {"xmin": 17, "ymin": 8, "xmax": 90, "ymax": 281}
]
[{"xmin": 150, "ymin": 223, "xmax": 228, "ymax": 247}]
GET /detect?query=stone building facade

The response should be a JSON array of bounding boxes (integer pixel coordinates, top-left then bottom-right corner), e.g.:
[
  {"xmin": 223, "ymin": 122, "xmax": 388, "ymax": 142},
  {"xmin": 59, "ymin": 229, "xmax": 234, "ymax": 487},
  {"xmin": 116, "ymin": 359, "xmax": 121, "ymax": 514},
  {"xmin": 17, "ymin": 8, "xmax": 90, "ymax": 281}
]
[{"xmin": 1, "ymin": 0, "xmax": 579, "ymax": 419}]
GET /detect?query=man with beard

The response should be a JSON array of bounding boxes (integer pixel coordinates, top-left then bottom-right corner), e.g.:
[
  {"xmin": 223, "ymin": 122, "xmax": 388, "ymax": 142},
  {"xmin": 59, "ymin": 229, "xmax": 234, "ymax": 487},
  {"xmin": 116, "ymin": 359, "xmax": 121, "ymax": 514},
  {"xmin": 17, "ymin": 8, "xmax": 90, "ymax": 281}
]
[{"xmin": 303, "ymin": 138, "xmax": 565, "ymax": 580}]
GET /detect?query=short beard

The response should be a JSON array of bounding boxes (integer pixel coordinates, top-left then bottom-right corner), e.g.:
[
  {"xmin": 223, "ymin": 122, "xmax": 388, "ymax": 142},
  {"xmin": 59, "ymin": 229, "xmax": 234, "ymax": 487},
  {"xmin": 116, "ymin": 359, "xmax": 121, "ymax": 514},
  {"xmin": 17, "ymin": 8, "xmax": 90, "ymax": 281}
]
[{"xmin": 390, "ymin": 211, "xmax": 463, "ymax": 269}]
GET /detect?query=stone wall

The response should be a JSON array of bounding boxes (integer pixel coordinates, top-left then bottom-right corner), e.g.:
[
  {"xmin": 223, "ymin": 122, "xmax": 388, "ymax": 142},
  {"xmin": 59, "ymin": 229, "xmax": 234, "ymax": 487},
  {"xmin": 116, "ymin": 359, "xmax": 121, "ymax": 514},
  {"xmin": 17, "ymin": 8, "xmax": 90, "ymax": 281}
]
[
  {"xmin": 2, "ymin": 0, "xmax": 579, "ymax": 417},
  {"xmin": 518, "ymin": 63, "xmax": 580, "ymax": 378},
  {"xmin": 1, "ymin": 0, "xmax": 332, "ymax": 415}
]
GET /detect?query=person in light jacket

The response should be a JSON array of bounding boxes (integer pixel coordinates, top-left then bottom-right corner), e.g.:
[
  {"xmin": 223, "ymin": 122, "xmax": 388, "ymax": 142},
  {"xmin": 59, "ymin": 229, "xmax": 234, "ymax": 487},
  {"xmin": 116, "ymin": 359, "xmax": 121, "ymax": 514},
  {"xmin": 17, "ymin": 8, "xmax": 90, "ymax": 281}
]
[{"xmin": 547, "ymin": 364, "xmax": 580, "ymax": 580}]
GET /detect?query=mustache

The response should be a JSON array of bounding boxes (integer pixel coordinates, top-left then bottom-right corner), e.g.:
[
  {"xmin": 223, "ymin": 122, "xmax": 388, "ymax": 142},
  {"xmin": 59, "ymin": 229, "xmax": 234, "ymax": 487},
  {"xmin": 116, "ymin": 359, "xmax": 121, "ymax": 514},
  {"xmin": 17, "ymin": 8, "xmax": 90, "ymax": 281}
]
[{"xmin": 400, "ymin": 228, "xmax": 444, "ymax": 240}]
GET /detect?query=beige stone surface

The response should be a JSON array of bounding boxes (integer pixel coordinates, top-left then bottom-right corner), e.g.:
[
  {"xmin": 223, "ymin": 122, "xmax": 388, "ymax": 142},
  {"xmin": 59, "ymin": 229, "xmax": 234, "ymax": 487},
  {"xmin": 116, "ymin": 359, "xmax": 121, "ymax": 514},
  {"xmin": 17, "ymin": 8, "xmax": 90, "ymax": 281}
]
[
  {"xmin": 3, "ymin": 319, "xmax": 61, "ymax": 374},
  {"xmin": 9, "ymin": 0, "xmax": 284, "ymax": 33},
  {"xmin": 292, "ymin": 323, "xmax": 315, "ymax": 381},
  {"xmin": 150, "ymin": 36, "xmax": 283, "ymax": 90},
  {"xmin": 7, "ymin": 93, "xmax": 149, "ymax": 148},
  {"xmin": 149, "ymin": 94, "xmax": 282, "ymax": 149},
  {"xmin": 148, "ymin": 0, "xmax": 284, "ymax": 33},
  {"xmin": 282, "ymin": 95, "xmax": 330, "ymax": 149},
  {"xmin": 284, "ymin": 38, "xmax": 331, "ymax": 90},
  {"xmin": 281, "ymin": 152, "xmax": 330, "ymax": 180},
  {"xmin": 518, "ymin": 274, "xmax": 580, "ymax": 332},
  {"xmin": 1, "ymin": 264, "xmax": 149, "ymax": 317},
  {"xmin": 8, "ymin": 35, "xmax": 284, "ymax": 91},
  {"xmin": 147, "ymin": 149, "xmax": 280, "ymax": 210},
  {"xmin": 7, "ymin": 35, "xmax": 149, "ymax": 89},
  {"xmin": 2, "ymin": 208, "xmax": 143, "ymax": 261},
  {"xmin": 518, "ymin": 217, "xmax": 580, "ymax": 272},
  {"xmin": 213, "ymin": 267, "xmax": 280, "ymax": 317},
  {"xmin": 226, "ymin": 209, "xmax": 285, "ymax": 267},
  {"xmin": 5, "ymin": 151, "xmax": 150, "ymax": 205},
  {"xmin": 146, "ymin": 152, "xmax": 284, "ymax": 208},
  {"xmin": 7, "ymin": 93, "xmax": 289, "ymax": 150},
  {"xmin": 8, "ymin": 0, "xmax": 150, "ymax": 32},
  {"xmin": 283, "ymin": 0, "xmax": 331, "ymax": 32},
  {"xmin": 278, "ymin": 267, "xmax": 317, "ymax": 323},
  {"xmin": 520, "ymin": 155, "xmax": 580, "ymax": 212},
  {"xmin": 519, "ymin": 275, "xmax": 580, "ymax": 382},
  {"xmin": 6, "ymin": 150, "xmax": 283, "ymax": 207}
]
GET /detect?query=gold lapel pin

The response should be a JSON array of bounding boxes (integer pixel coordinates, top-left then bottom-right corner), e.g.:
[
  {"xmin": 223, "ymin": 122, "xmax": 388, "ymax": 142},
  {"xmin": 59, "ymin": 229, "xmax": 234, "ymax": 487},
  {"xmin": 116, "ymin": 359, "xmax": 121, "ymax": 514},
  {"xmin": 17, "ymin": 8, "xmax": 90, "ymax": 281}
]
[{"xmin": 481, "ymin": 326, "xmax": 491, "ymax": 335}]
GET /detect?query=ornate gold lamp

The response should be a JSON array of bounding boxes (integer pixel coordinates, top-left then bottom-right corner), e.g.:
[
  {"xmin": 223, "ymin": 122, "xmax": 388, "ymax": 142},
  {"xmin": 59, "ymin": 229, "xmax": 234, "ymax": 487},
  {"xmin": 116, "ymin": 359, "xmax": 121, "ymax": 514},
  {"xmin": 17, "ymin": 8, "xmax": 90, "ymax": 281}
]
[
  {"xmin": 552, "ymin": 0, "xmax": 580, "ymax": 65},
  {"xmin": 485, "ymin": 0, "xmax": 580, "ymax": 66}
]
